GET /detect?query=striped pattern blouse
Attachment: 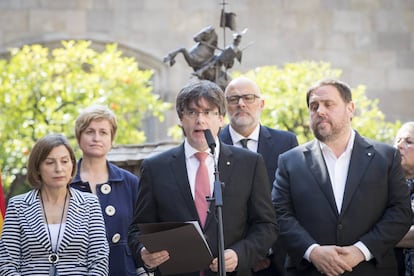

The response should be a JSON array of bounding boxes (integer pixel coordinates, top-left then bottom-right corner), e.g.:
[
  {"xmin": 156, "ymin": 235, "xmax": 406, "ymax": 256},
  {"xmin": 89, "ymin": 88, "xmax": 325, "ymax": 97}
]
[{"xmin": 0, "ymin": 188, "xmax": 109, "ymax": 275}]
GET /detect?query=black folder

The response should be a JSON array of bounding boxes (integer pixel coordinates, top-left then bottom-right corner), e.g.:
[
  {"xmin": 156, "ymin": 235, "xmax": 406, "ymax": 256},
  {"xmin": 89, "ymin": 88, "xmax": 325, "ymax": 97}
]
[{"xmin": 138, "ymin": 221, "xmax": 213, "ymax": 275}]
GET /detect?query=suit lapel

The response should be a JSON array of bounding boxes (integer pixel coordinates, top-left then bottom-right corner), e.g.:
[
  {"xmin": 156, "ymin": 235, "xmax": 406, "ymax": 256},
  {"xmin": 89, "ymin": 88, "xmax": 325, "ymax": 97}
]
[
  {"xmin": 257, "ymin": 125, "xmax": 272, "ymax": 160},
  {"xmin": 171, "ymin": 145, "xmax": 200, "ymax": 222},
  {"xmin": 219, "ymin": 126, "xmax": 233, "ymax": 145},
  {"xmin": 24, "ymin": 190, "xmax": 51, "ymax": 251},
  {"xmin": 204, "ymin": 143, "xmax": 233, "ymax": 229},
  {"xmin": 306, "ymin": 141, "xmax": 339, "ymax": 216},
  {"xmin": 58, "ymin": 189, "xmax": 82, "ymax": 253},
  {"xmin": 216, "ymin": 143, "xmax": 234, "ymax": 197},
  {"xmin": 340, "ymin": 133, "xmax": 375, "ymax": 215}
]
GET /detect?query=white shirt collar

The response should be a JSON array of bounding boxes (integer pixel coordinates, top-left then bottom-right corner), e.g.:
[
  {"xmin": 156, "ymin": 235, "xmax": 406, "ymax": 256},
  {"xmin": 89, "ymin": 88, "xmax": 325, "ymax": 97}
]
[
  {"xmin": 319, "ymin": 129, "xmax": 355, "ymax": 155},
  {"xmin": 229, "ymin": 124, "xmax": 260, "ymax": 144},
  {"xmin": 184, "ymin": 138, "xmax": 220, "ymax": 159}
]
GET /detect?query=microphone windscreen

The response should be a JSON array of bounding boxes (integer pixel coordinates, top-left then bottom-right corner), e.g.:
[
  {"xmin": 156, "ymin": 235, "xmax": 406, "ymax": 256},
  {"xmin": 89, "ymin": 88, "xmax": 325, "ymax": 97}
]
[{"xmin": 204, "ymin": 129, "xmax": 216, "ymax": 148}]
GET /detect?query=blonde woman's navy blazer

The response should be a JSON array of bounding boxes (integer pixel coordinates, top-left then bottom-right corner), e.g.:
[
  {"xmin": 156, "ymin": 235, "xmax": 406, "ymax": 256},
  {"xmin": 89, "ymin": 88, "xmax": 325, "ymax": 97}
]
[{"xmin": 71, "ymin": 160, "xmax": 139, "ymax": 276}]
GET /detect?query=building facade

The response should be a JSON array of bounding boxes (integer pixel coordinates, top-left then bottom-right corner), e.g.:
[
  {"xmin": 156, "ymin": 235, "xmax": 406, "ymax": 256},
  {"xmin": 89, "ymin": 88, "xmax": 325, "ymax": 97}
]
[{"xmin": 0, "ymin": 0, "xmax": 413, "ymax": 142}]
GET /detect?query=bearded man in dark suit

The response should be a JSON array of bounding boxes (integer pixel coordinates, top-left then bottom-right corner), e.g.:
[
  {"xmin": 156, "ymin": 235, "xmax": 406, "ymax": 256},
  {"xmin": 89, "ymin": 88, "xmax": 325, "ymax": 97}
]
[
  {"xmin": 272, "ymin": 79, "xmax": 412, "ymax": 276},
  {"xmin": 219, "ymin": 76, "xmax": 298, "ymax": 276}
]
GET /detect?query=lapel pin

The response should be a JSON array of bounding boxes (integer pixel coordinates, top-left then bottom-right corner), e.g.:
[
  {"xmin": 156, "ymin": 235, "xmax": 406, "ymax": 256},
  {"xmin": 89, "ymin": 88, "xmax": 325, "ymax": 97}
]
[
  {"xmin": 226, "ymin": 161, "xmax": 230, "ymax": 165},
  {"xmin": 367, "ymin": 152, "xmax": 372, "ymax": 156}
]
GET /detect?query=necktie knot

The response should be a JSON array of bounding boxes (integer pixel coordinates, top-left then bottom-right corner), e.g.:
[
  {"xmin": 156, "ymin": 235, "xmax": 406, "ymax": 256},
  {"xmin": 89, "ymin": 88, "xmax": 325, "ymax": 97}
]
[
  {"xmin": 195, "ymin": 152, "xmax": 208, "ymax": 162},
  {"xmin": 239, "ymin": 138, "xmax": 250, "ymax": 149}
]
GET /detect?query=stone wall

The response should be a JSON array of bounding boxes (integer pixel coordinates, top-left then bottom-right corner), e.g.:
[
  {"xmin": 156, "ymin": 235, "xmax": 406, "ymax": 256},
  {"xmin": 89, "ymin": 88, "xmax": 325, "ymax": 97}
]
[{"xmin": 0, "ymin": 0, "xmax": 413, "ymax": 142}]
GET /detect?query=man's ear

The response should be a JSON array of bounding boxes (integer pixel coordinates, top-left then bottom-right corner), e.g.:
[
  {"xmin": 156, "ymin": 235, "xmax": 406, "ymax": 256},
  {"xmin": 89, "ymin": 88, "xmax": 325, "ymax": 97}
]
[
  {"xmin": 260, "ymin": 98, "xmax": 265, "ymax": 109},
  {"xmin": 219, "ymin": 115, "xmax": 225, "ymax": 128},
  {"xmin": 347, "ymin": 101, "xmax": 355, "ymax": 119}
]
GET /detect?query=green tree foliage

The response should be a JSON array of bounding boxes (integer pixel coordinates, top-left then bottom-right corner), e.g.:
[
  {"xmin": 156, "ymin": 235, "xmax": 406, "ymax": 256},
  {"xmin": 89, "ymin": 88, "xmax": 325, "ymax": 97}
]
[
  {"xmin": 0, "ymin": 40, "xmax": 171, "ymax": 192},
  {"xmin": 233, "ymin": 61, "xmax": 400, "ymax": 144}
]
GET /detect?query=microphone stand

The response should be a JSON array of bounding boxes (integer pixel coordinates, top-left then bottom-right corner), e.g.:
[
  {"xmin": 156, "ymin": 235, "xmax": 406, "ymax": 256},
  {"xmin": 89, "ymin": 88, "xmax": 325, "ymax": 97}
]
[{"xmin": 208, "ymin": 140, "xmax": 226, "ymax": 276}]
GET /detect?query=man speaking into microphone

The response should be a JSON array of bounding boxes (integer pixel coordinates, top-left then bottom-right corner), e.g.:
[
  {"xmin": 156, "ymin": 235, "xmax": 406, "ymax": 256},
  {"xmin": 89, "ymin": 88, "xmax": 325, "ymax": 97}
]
[{"xmin": 128, "ymin": 80, "xmax": 278, "ymax": 276}]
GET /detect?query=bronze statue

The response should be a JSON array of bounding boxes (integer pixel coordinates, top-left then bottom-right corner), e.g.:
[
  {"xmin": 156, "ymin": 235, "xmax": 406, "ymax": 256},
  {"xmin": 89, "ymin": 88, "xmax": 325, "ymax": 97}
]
[
  {"xmin": 163, "ymin": 5, "xmax": 248, "ymax": 90},
  {"xmin": 163, "ymin": 26, "xmax": 218, "ymax": 71},
  {"xmin": 192, "ymin": 29, "xmax": 247, "ymax": 89}
]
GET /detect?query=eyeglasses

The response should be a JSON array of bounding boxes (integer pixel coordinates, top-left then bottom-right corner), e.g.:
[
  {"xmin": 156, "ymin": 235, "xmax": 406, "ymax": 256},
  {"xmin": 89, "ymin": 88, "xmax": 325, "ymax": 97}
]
[
  {"xmin": 395, "ymin": 137, "xmax": 414, "ymax": 149},
  {"xmin": 182, "ymin": 110, "xmax": 220, "ymax": 119},
  {"xmin": 226, "ymin": 94, "xmax": 260, "ymax": 105}
]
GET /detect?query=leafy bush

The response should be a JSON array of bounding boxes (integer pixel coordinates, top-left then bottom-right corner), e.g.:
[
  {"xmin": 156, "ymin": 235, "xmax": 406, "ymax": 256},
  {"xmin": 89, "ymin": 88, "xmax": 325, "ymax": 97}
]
[{"xmin": 0, "ymin": 40, "xmax": 171, "ymax": 192}]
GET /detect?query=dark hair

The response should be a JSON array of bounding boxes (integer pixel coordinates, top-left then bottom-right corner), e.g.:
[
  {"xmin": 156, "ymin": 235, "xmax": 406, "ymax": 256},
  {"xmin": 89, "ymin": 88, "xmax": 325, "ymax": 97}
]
[
  {"xmin": 176, "ymin": 80, "xmax": 226, "ymax": 119},
  {"xmin": 306, "ymin": 79, "xmax": 352, "ymax": 107},
  {"xmin": 27, "ymin": 134, "xmax": 77, "ymax": 188}
]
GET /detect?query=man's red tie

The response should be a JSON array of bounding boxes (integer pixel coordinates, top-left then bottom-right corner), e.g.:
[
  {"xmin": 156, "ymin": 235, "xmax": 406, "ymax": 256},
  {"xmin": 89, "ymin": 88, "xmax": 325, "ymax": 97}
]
[{"xmin": 194, "ymin": 152, "xmax": 210, "ymax": 228}]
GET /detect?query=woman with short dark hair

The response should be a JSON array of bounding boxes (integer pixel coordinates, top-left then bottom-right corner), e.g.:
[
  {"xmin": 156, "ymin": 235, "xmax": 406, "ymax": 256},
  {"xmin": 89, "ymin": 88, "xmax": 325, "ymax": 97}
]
[{"xmin": 0, "ymin": 133, "xmax": 109, "ymax": 275}]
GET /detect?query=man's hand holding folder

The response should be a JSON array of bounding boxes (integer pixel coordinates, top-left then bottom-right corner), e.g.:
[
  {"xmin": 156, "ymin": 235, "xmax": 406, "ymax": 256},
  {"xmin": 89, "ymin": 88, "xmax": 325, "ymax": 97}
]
[{"xmin": 138, "ymin": 221, "xmax": 213, "ymax": 275}]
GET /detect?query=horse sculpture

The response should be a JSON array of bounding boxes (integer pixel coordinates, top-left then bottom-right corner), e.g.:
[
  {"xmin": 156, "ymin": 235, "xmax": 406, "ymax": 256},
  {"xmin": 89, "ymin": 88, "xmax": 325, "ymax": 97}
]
[
  {"xmin": 193, "ymin": 29, "xmax": 247, "ymax": 89},
  {"xmin": 163, "ymin": 25, "xmax": 245, "ymax": 89},
  {"xmin": 163, "ymin": 26, "xmax": 218, "ymax": 72}
]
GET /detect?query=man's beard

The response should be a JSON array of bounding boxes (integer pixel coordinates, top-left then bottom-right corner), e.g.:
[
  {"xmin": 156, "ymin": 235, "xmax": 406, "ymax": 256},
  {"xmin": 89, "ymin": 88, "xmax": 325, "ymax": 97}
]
[
  {"xmin": 232, "ymin": 110, "xmax": 257, "ymax": 128},
  {"xmin": 312, "ymin": 118, "xmax": 348, "ymax": 143},
  {"xmin": 312, "ymin": 120, "xmax": 336, "ymax": 143}
]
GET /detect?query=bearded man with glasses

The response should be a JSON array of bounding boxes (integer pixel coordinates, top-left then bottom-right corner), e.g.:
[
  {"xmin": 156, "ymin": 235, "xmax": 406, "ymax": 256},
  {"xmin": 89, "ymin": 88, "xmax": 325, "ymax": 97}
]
[{"xmin": 219, "ymin": 77, "xmax": 299, "ymax": 276}]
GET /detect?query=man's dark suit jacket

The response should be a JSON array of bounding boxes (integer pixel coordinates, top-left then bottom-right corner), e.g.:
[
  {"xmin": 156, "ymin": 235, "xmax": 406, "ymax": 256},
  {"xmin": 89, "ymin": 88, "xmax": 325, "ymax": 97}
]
[
  {"xmin": 219, "ymin": 125, "xmax": 298, "ymax": 186},
  {"xmin": 220, "ymin": 125, "xmax": 298, "ymax": 276},
  {"xmin": 128, "ymin": 142, "xmax": 278, "ymax": 276},
  {"xmin": 272, "ymin": 131, "xmax": 412, "ymax": 276}
]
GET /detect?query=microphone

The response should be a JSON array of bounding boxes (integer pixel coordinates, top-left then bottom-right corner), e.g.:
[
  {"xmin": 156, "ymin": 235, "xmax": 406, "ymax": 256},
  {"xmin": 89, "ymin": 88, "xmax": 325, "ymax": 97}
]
[
  {"xmin": 204, "ymin": 129, "xmax": 216, "ymax": 154},
  {"xmin": 203, "ymin": 129, "xmax": 225, "ymax": 276}
]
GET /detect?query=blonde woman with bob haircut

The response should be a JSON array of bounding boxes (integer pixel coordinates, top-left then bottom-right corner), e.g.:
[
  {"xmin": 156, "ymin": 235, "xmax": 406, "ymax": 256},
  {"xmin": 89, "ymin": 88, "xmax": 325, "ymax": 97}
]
[{"xmin": 71, "ymin": 105, "xmax": 141, "ymax": 276}]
